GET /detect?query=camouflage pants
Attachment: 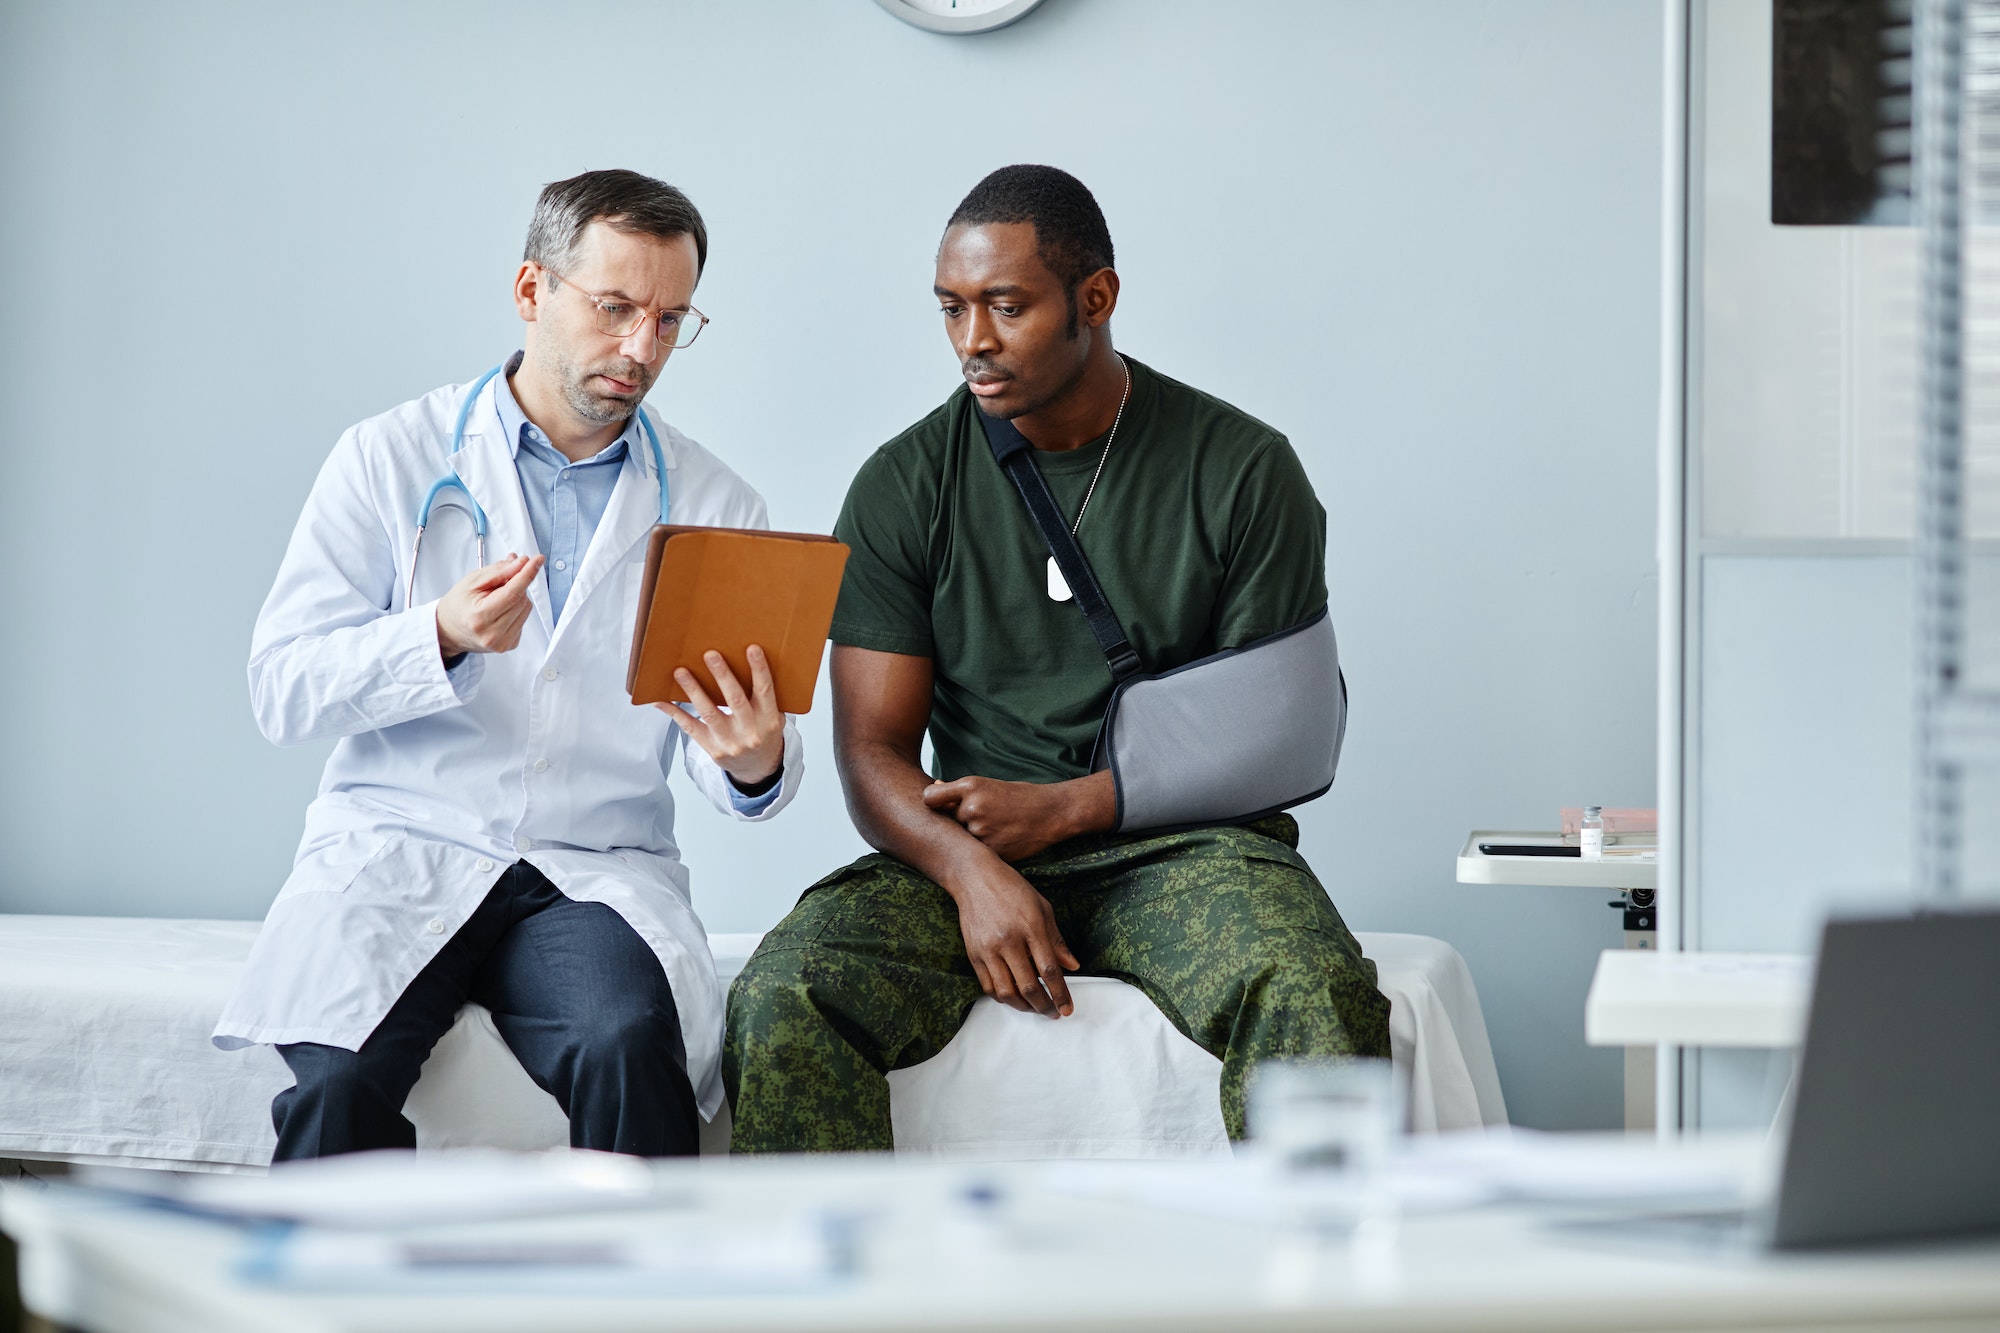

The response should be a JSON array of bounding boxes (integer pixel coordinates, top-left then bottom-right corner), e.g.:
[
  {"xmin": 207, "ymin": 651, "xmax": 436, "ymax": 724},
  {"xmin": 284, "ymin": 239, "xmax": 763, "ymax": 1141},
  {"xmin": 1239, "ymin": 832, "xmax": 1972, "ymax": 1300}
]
[{"xmin": 723, "ymin": 814, "xmax": 1391, "ymax": 1152}]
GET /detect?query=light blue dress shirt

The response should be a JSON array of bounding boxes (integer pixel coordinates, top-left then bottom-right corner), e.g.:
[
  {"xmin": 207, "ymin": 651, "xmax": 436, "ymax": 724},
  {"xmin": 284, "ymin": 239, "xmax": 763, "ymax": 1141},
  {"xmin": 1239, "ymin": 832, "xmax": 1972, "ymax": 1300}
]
[
  {"xmin": 493, "ymin": 368, "xmax": 629, "ymax": 628},
  {"xmin": 493, "ymin": 359, "xmax": 779, "ymax": 812}
]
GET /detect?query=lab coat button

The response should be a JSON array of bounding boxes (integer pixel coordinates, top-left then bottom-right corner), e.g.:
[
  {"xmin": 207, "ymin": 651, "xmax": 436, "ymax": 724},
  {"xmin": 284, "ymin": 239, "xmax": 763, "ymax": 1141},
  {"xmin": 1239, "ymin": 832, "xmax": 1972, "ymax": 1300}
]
[
  {"xmin": 533, "ymin": 758, "xmax": 550, "ymax": 773},
  {"xmin": 542, "ymin": 667, "xmax": 559, "ymax": 682},
  {"xmin": 515, "ymin": 835, "xmax": 532, "ymax": 854},
  {"xmin": 475, "ymin": 858, "xmax": 494, "ymax": 874},
  {"xmin": 425, "ymin": 919, "xmax": 445, "ymax": 935}
]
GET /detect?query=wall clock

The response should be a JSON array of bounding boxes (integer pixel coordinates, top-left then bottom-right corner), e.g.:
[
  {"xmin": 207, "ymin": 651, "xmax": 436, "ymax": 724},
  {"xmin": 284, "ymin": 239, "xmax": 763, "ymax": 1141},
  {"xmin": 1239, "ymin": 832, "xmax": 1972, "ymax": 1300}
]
[{"xmin": 873, "ymin": 0, "xmax": 1049, "ymax": 36}]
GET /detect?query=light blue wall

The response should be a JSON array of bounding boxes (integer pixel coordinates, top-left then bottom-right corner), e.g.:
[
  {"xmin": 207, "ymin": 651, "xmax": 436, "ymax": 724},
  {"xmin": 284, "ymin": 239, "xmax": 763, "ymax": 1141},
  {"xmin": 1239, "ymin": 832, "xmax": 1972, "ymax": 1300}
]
[
  {"xmin": 1695, "ymin": 555, "xmax": 1914, "ymax": 1131},
  {"xmin": 0, "ymin": 0, "xmax": 1663, "ymax": 1131},
  {"xmin": 1698, "ymin": 556, "xmax": 1917, "ymax": 954},
  {"xmin": 1693, "ymin": 553, "xmax": 2000, "ymax": 1129},
  {"xmin": 1698, "ymin": 554, "xmax": 2000, "ymax": 947}
]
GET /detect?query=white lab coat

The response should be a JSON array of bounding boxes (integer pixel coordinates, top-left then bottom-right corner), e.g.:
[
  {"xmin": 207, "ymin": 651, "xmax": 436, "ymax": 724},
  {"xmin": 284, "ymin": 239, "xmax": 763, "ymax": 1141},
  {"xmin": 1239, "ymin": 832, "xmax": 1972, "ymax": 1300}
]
[{"xmin": 213, "ymin": 372, "xmax": 802, "ymax": 1119}]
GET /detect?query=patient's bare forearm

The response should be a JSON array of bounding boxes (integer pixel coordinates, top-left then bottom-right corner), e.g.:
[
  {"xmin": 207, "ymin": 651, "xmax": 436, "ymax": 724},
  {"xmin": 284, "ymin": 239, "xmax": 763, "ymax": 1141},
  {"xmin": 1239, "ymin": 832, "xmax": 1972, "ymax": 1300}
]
[
  {"xmin": 839, "ymin": 739, "xmax": 1007, "ymax": 890},
  {"xmin": 831, "ymin": 645, "xmax": 1008, "ymax": 893},
  {"xmin": 1071, "ymin": 770, "xmax": 1114, "ymax": 815},
  {"xmin": 830, "ymin": 645, "xmax": 1080, "ymax": 1016}
]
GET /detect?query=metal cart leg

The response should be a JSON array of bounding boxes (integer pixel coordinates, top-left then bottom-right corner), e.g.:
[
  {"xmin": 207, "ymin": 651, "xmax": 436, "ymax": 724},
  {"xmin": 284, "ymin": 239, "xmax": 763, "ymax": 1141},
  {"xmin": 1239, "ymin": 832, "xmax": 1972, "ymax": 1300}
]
[{"xmin": 1613, "ymin": 889, "xmax": 1657, "ymax": 1131}]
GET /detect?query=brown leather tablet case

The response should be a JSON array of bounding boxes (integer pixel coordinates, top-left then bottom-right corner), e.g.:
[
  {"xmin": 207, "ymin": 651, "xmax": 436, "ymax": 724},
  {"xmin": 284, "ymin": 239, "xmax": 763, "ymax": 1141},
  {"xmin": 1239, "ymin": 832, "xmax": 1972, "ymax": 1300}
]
[{"xmin": 625, "ymin": 525, "xmax": 850, "ymax": 715}]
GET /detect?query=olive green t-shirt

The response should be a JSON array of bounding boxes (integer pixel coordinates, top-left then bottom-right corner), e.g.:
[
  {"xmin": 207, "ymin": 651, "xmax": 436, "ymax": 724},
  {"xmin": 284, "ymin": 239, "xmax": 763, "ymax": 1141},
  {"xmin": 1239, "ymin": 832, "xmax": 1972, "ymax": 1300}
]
[{"xmin": 830, "ymin": 357, "xmax": 1328, "ymax": 785}]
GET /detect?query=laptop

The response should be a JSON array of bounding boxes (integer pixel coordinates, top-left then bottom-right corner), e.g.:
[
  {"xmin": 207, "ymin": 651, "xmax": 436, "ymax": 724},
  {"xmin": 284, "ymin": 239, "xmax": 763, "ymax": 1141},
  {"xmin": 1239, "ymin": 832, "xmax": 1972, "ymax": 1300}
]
[
  {"xmin": 1760, "ymin": 906, "xmax": 2000, "ymax": 1249},
  {"xmin": 1595, "ymin": 908, "xmax": 2000, "ymax": 1252}
]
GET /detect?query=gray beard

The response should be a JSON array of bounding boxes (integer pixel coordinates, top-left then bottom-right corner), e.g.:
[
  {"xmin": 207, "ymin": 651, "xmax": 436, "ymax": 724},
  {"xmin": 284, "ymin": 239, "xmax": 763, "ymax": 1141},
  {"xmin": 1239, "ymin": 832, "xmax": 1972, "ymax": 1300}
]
[{"xmin": 555, "ymin": 347, "xmax": 646, "ymax": 426}]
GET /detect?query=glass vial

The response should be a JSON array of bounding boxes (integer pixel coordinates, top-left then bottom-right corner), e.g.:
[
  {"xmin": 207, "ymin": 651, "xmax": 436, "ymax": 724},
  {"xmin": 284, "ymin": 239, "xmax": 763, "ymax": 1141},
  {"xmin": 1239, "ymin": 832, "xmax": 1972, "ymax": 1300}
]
[{"xmin": 1580, "ymin": 805, "xmax": 1605, "ymax": 861}]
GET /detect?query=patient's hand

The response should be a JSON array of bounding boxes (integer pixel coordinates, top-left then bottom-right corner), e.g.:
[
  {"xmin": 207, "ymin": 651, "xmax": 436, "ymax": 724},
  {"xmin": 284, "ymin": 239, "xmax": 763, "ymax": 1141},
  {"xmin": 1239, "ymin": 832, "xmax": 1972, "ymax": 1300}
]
[
  {"xmin": 922, "ymin": 771, "xmax": 1113, "ymax": 862},
  {"xmin": 829, "ymin": 646, "xmax": 1098, "ymax": 1018},
  {"xmin": 952, "ymin": 862, "xmax": 1081, "ymax": 1018}
]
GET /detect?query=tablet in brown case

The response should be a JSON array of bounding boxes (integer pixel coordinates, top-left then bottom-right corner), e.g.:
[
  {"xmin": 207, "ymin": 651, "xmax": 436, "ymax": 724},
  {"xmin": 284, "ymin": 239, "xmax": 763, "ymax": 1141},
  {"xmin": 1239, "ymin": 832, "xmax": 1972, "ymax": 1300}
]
[{"xmin": 625, "ymin": 525, "xmax": 850, "ymax": 715}]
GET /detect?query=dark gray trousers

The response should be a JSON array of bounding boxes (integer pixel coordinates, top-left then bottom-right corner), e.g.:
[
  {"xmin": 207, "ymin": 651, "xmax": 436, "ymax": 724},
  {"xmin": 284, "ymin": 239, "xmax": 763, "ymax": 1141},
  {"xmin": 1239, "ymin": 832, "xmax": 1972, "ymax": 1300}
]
[{"xmin": 273, "ymin": 861, "xmax": 696, "ymax": 1160}]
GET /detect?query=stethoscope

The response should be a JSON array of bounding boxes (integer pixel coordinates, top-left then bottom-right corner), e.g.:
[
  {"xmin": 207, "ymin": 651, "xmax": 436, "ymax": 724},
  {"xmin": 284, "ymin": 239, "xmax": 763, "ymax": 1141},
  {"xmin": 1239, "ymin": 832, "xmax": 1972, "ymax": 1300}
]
[{"xmin": 408, "ymin": 363, "xmax": 671, "ymax": 608}]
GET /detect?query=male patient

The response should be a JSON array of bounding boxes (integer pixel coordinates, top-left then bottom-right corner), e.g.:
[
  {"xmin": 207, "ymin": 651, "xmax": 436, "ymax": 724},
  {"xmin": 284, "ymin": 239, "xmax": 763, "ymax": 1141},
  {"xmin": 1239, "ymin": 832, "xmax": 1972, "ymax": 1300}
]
[
  {"xmin": 217, "ymin": 170, "xmax": 802, "ymax": 1159},
  {"xmin": 725, "ymin": 165, "xmax": 1389, "ymax": 1150}
]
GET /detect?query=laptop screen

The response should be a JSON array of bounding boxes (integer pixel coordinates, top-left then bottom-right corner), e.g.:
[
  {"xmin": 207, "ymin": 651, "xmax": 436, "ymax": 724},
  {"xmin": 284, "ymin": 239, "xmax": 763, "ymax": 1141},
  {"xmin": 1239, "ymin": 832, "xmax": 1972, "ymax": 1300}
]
[{"xmin": 1773, "ymin": 908, "xmax": 2000, "ymax": 1249}]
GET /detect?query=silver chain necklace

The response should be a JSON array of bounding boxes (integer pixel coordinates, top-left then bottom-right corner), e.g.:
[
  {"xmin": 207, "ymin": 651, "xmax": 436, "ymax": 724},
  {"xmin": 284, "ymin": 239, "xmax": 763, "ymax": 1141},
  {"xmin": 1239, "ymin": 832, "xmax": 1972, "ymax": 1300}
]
[{"xmin": 1048, "ymin": 357, "xmax": 1131, "ymax": 602}]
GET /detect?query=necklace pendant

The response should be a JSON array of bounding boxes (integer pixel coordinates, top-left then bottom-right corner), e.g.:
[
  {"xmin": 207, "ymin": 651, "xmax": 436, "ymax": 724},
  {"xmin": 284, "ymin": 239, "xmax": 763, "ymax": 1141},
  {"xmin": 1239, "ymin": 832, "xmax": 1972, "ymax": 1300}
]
[{"xmin": 1047, "ymin": 555, "xmax": 1074, "ymax": 603}]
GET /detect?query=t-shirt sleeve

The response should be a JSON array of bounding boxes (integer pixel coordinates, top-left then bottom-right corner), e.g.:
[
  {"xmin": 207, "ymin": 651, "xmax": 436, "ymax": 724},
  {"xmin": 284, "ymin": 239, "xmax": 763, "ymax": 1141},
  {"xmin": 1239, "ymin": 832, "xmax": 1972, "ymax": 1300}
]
[
  {"xmin": 829, "ymin": 446, "xmax": 936, "ymax": 657},
  {"xmin": 1211, "ymin": 433, "xmax": 1329, "ymax": 650}
]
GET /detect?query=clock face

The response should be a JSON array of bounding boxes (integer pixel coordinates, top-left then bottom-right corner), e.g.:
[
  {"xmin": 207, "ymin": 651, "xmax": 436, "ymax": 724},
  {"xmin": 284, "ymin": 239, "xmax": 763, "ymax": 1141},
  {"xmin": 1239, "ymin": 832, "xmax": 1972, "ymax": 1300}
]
[{"xmin": 873, "ymin": 0, "xmax": 1048, "ymax": 35}]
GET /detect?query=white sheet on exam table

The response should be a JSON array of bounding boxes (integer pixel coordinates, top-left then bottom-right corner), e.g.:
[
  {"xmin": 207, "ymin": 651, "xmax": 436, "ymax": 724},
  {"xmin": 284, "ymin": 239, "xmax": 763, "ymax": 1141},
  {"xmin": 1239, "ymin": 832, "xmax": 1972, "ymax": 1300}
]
[
  {"xmin": 885, "ymin": 932, "xmax": 1509, "ymax": 1158},
  {"xmin": 407, "ymin": 931, "xmax": 1510, "ymax": 1159},
  {"xmin": 0, "ymin": 917, "xmax": 290, "ymax": 1171},
  {"xmin": 0, "ymin": 919, "xmax": 1505, "ymax": 1171}
]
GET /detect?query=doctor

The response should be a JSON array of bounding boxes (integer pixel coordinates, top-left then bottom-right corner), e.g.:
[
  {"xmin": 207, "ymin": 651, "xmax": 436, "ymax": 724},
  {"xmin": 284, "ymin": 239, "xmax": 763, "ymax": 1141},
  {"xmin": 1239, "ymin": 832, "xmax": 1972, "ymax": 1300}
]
[{"xmin": 215, "ymin": 169, "xmax": 803, "ymax": 1160}]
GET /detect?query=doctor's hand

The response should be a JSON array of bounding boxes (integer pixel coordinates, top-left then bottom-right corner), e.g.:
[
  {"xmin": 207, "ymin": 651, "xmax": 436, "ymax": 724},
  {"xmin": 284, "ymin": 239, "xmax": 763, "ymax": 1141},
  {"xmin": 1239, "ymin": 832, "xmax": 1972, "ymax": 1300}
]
[
  {"xmin": 657, "ymin": 646, "xmax": 786, "ymax": 788},
  {"xmin": 947, "ymin": 862, "xmax": 1080, "ymax": 1018},
  {"xmin": 923, "ymin": 770, "xmax": 1116, "ymax": 864},
  {"xmin": 435, "ymin": 553, "xmax": 545, "ymax": 661}
]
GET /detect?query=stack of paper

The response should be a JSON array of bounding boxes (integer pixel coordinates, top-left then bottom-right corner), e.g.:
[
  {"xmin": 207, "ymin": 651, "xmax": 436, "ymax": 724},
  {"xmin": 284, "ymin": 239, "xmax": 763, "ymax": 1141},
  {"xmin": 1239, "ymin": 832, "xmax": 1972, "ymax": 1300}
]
[
  {"xmin": 238, "ymin": 1212, "xmax": 850, "ymax": 1294},
  {"xmin": 82, "ymin": 1149, "xmax": 854, "ymax": 1295},
  {"xmin": 1041, "ymin": 1127, "xmax": 1755, "ymax": 1226}
]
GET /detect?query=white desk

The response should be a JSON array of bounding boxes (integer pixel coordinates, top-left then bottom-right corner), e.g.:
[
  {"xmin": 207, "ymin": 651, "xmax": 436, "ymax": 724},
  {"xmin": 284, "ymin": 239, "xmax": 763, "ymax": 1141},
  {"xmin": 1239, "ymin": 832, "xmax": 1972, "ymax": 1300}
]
[
  {"xmin": 9, "ymin": 1140, "xmax": 2000, "ymax": 1333},
  {"xmin": 1585, "ymin": 950, "xmax": 1812, "ymax": 1050},
  {"xmin": 1583, "ymin": 950, "xmax": 1812, "ymax": 1146}
]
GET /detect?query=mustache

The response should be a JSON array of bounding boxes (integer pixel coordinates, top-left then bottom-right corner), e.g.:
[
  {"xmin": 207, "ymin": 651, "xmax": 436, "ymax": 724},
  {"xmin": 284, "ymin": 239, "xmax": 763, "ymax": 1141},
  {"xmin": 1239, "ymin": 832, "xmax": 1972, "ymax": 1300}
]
[
  {"xmin": 961, "ymin": 357, "xmax": 1011, "ymax": 381},
  {"xmin": 589, "ymin": 359, "xmax": 653, "ymax": 386}
]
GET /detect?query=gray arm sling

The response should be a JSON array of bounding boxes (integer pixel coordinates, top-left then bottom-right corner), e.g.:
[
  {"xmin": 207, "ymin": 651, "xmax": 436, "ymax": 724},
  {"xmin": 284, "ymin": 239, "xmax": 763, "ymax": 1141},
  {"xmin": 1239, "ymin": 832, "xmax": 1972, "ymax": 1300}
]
[{"xmin": 979, "ymin": 409, "xmax": 1348, "ymax": 833}]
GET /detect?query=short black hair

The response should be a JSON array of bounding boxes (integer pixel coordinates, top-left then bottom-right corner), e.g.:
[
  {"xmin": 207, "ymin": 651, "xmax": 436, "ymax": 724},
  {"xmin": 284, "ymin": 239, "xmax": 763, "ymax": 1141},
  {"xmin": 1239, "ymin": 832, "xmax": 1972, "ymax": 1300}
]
[
  {"xmin": 524, "ymin": 168, "xmax": 708, "ymax": 279},
  {"xmin": 947, "ymin": 164, "xmax": 1115, "ymax": 296}
]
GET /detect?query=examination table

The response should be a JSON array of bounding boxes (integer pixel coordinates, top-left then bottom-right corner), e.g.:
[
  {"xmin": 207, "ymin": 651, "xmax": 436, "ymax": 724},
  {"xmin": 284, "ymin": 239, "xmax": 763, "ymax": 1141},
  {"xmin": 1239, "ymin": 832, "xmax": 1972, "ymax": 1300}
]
[{"xmin": 0, "ymin": 917, "xmax": 1504, "ymax": 1171}]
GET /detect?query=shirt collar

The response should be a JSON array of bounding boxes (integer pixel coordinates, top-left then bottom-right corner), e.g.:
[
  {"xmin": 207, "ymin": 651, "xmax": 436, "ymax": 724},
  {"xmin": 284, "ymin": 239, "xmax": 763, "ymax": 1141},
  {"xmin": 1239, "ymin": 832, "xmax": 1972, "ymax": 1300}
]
[{"xmin": 494, "ymin": 349, "xmax": 636, "ymax": 467}]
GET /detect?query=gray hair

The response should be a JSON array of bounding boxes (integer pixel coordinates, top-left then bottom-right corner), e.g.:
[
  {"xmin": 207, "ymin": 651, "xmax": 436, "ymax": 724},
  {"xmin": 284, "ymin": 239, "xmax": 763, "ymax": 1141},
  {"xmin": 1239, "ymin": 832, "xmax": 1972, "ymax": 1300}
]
[{"xmin": 523, "ymin": 169, "xmax": 708, "ymax": 280}]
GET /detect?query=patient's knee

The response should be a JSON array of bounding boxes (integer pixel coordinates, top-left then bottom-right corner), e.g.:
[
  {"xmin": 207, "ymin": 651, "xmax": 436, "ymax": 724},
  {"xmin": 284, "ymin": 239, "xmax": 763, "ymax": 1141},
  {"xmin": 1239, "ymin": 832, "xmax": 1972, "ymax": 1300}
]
[
  {"xmin": 1228, "ymin": 932, "xmax": 1371, "ymax": 1011},
  {"xmin": 1228, "ymin": 932, "xmax": 1391, "ymax": 1055},
  {"xmin": 1234, "ymin": 928, "xmax": 1323, "ymax": 979},
  {"xmin": 728, "ymin": 948, "xmax": 818, "ymax": 1038}
]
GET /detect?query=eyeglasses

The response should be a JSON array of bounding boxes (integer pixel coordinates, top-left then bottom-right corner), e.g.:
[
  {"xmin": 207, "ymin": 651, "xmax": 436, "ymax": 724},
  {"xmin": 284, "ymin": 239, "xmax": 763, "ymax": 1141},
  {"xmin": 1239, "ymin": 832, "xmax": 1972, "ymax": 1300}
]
[{"xmin": 544, "ymin": 265, "xmax": 708, "ymax": 349}]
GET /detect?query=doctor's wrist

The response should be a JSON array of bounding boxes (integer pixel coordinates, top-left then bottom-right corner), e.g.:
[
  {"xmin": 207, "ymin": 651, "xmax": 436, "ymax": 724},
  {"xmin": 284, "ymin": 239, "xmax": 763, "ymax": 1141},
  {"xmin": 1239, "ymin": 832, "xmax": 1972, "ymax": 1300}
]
[
  {"xmin": 727, "ymin": 763, "xmax": 783, "ymax": 798},
  {"xmin": 434, "ymin": 607, "xmax": 467, "ymax": 664}
]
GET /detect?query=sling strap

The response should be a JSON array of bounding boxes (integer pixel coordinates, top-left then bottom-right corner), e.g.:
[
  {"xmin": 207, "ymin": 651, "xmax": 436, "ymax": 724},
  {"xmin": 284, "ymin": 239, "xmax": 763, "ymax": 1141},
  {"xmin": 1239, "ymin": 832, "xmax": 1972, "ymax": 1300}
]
[{"xmin": 976, "ymin": 407, "xmax": 1143, "ymax": 682}]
